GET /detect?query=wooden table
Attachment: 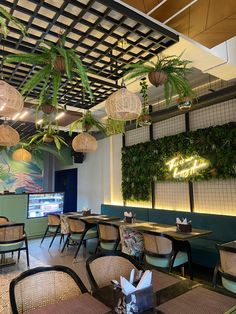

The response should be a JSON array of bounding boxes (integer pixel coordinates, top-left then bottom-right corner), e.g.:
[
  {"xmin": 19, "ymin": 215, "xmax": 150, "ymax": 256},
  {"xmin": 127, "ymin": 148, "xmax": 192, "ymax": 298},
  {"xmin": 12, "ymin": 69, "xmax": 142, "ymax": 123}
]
[
  {"xmin": 219, "ymin": 240, "xmax": 236, "ymax": 252},
  {"xmin": 110, "ymin": 220, "xmax": 212, "ymax": 241}
]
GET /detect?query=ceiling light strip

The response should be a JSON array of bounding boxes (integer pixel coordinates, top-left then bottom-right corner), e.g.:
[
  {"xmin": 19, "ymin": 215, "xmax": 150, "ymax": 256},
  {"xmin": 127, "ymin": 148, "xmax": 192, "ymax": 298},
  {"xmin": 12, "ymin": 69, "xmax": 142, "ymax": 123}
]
[
  {"xmin": 163, "ymin": 0, "xmax": 199, "ymax": 24},
  {"xmin": 147, "ymin": 0, "xmax": 167, "ymax": 16}
]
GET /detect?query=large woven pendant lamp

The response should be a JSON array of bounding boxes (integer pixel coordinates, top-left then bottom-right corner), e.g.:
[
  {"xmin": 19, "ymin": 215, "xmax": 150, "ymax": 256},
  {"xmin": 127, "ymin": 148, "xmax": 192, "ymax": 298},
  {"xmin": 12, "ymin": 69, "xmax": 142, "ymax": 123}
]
[
  {"xmin": 12, "ymin": 148, "xmax": 32, "ymax": 162},
  {"xmin": 105, "ymin": 79, "xmax": 142, "ymax": 121},
  {"xmin": 0, "ymin": 80, "xmax": 24, "ymax": 116},
  {"xmin": 0, "ymin": 124, "xmax": 20, "ymax": 147},
  {"xmin": 72, "ymin": 132, "xmax": 97, "ymax": 152}
]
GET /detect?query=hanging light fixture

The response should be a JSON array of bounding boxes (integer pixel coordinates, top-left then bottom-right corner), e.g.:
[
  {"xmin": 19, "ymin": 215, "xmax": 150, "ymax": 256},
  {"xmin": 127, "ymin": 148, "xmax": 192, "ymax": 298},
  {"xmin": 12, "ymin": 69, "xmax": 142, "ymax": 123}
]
[
  {"xmin": 0, "ymin": 124, "xmax": 20, "ymax": 147},
  {"xmin": 72, "ymin": 132, "xmax": 97, "ymax": 152},
  {"xmin": 0, "ymin": 80, "xmax": 24, "ymax": 117},
  {"xmin": 105, "ymin": 84, "xmax": 142, "ymax": 121},
  {"xmin": 12, "ymin": 148, "xmax": 32, "ymax": 162}
]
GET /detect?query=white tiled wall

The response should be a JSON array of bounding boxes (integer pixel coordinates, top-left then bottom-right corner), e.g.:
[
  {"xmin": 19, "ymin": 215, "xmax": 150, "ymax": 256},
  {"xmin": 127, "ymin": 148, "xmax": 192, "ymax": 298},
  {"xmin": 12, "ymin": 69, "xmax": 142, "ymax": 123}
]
[
  {"xmin": 189, "ymin": 100, "xmax": 236, "ymax": 131},
  {"xmin": 125, "ymin": 125, "xmax": 150, "ymax": 146},
  {"xmin": 193, "ymin": 180, "xmax": 236, "ymax": 216},
  {"xmin": 155, "ymin": 182, "xmax": 190, "ymax": 211},
  {"xmin": 153, "ymin": 115, "xmax": 185, "ymax": 139}
]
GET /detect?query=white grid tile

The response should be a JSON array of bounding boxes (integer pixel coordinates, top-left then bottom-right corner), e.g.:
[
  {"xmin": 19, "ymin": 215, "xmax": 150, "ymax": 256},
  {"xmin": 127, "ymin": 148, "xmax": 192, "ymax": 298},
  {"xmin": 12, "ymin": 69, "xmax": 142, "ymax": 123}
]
[
  {"xmin": 155, "ymin": 182, "xmax": 190, "ymax": 211},
  {"xmin": 189, "ymin": 100, "xmax": 236, "ymax": 131},
  {"xmin": 153, "ymin": 115, "xmax": 185, "ymax": 139},
  {"xmin": 125, "ymin": 126, "xmax": 150, "ymax": 146},
  {"xmin": 193, "ymin": 179, "xmax": 236, "ymax": 216}
]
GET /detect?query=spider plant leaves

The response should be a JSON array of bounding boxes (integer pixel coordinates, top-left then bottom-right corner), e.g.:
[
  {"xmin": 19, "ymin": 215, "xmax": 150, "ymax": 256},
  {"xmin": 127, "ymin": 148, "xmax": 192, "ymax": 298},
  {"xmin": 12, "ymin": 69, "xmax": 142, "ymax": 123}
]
[
  {"xmin": 70, "ymin": 51, "xmax": 94, "ymax": 102},
  {"xmin": 69, "ymin": 118, "xmax": 82, "ymax": 136},
  {"xmin": 5, "ymin": 52, "xmax": 48, "ymax": 65},
  {"xmin": 56, "ymin": 46, "xmax": 72, "ymax": 80},
  {"xmin": 52, "ymin": 70, "xmax": 62, "ymax": 106},
  {"xmin": 0, "ymin": 5, "xmax": 26, "ymax": 37},
  {"xmin": 21, "ymin": 64, "xmax": 52, "ymax": 96}
]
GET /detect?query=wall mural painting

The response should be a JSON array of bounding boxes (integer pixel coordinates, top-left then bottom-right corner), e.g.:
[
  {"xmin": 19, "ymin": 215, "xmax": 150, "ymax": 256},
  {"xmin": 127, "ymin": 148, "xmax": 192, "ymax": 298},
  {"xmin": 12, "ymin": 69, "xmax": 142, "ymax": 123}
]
[{"xmin": 0, "ymin": 148, "xmax": 44, "ymax": 193}]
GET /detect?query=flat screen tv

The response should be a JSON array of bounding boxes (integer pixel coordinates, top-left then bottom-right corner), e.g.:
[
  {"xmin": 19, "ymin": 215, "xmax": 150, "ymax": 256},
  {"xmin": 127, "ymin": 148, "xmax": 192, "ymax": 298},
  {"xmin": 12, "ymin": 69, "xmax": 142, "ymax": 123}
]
[{"xmin": 27, "ymin": 192, "xmax": 64, "ymax": 218}]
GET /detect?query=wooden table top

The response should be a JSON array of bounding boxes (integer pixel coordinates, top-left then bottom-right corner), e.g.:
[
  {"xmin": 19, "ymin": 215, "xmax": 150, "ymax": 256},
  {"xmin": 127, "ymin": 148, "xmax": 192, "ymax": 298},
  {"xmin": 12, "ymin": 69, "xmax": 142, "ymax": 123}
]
[{"xmin": 109, "ymin": 219, "xmax": 212, "ymax": 241}]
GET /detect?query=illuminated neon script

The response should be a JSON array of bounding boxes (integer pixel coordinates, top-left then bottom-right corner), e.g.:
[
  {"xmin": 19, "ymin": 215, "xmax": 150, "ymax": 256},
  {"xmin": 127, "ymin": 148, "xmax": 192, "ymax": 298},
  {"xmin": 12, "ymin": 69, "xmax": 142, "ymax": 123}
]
[{"xmin": 166, "ymin": 155, "xmax": 209, "ymax": 179}]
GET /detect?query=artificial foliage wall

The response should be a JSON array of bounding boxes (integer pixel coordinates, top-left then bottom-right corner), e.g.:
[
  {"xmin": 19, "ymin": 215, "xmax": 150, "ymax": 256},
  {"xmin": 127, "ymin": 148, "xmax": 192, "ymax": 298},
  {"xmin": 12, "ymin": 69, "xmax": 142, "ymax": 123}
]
[{"xmin": 122, "ymin": 122, "xmax": 236, "ymax": 201}]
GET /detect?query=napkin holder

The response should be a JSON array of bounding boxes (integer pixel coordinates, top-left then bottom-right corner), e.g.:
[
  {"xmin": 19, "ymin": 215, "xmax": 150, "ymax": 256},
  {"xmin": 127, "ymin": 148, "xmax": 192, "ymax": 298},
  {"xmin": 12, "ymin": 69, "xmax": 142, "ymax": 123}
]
[
  {"xmin": 176, "ymin": 223, "xmax": 192, "ymax": 233},
  {"xmin": 82, "ymin": 209, "xmax": 91, "ymax": 216},
  {"xmin": 114, "ymin": 285, "xmax": 154, "ymax": 314},
  {"xmin": 124, "ymin": 216, "xmax": 133, "ymax": 224}
]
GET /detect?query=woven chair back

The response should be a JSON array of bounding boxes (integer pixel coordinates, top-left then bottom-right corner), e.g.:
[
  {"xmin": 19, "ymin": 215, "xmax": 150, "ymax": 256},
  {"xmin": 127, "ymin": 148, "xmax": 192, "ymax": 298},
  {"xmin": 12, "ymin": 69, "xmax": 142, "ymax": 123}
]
[
  {"xmin": 143, "ymin": 233, "xmax": 172, "ymax": 255},
  {"xmin": 98, "ymin": 224, "xmax": 119, "ymax": 241},
  {"xmin": 68, "ymin": 218, "xmax": 85, "ymax": 233},
  {"xmin": 0, "ymin": 216, "xmax": 9, "ymax": 224},
  {"xmin": 13, "ymin": 270, "xmax": 83, "ymax": 313},
  {"xmin": 220, "ymin": 249, "xmax": 236, "ymax": 273},
  {"xmin": 48, "ymin": 214, "xmax": 60, "ymax": 226},
  {"xmin": 89, "ymin": 255, "xmax": 138, "ymax": 288},
  {"xmin": 0, "ymin": 224, "xmax": 24, "ymax": 242}
]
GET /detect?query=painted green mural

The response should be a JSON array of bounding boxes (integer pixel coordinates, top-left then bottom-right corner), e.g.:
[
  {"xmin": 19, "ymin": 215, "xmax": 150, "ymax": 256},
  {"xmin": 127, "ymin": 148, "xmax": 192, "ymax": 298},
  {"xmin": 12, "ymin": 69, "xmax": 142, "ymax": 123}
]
[{"xmin": 0, "ymin": 148, "xmax": 44, "ymax": 193}]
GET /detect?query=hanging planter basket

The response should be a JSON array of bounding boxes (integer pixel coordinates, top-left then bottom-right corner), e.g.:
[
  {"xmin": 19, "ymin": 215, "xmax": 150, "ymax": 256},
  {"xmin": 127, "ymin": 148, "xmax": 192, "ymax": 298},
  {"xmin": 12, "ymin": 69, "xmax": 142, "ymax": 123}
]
[
  {"xmin": 41, "ymin": 103, "xmax": 55, "ymax": 114},
  {"xmin": 72, "ymin": 132, "xmax": 97, "ymax": 152},
  {"xmin": 12, "ymin": 148, "xmax": 32, "ymax": 162},
  {"xmin": 0, "ymin": 124, "xmax": 20, "ymax": 147},
  {"xmin": 0, "ymin": 80, "xmax": 24, "ymax": 117},
  {"xmin": 105, "ymin": 87, "xmax": 142, "ymax": 121},
  {"xmin": 54, "ymin": 56, "xmax": 67, "ymax": 74},
  {"xmin": 148, "ymin": 71, "xmax": 167, "ymax": 87},
  {"xmin": 43, "ymin": 135, "xmax": 54, "ymax": 143}
]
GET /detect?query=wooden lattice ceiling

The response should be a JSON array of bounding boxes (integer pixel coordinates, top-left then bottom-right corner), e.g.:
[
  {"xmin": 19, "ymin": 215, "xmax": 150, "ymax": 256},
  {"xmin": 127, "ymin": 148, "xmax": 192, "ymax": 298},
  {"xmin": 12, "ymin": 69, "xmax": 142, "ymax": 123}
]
[{"xmin": 0, "ymin": 0, "xmax": 178, "ymax": 110}]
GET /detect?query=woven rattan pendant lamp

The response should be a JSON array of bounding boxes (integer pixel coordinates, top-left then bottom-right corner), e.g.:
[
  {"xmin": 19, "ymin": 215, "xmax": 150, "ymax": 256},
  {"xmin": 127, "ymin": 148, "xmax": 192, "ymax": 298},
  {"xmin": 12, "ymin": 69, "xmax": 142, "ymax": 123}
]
[
  {"xmin": 0, "ymin": 124, "xmax": 20, "ymax": 147},
  {"xmin": 0, "ymin": 80, "xmax": 24, "ymax": 116},
  {"xmin": 72, "ymin": 132, "xmax": 97, "ymax": 152},
  {"xmin": 12, "ymin": 148, "xmax": 32, "ymax": 162},
  {"xmin": 105, "ymin": 79, "xmax": 142, "ymax": 121}
]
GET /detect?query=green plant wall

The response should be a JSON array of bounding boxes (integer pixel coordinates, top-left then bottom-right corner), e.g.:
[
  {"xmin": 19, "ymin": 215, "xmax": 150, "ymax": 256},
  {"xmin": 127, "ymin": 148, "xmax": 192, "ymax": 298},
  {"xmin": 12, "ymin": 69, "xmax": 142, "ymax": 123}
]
[{"xmin": 122, "ymin": 122, "xmax": 236, "ymax": 201}]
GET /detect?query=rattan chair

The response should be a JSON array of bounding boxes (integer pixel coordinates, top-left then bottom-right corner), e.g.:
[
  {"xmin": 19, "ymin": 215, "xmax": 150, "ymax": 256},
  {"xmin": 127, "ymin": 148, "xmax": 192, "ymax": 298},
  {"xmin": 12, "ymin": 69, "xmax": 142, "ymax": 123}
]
[
  {"xmin": 0, "ymin": 215, "xmax": 9, "ymax": 224},
  {"xmin": 9, "ymin": 265, "xmax": 87, "ymax": 314},
  {"xmin": 40, "ymin": 214, "xmax": 64, "ymax": 249},
  {"xmin": 86, "ymin": 251, "xmax": 143, "ymax": 291},
  {"xmin": 142, "ymin": 230, "xmax": 193, "ymax": 279},
  {"xmin": 95, "ymin": 221, "xmax": 120, "ymax": 252},
  {"xmin": 0, "ymin": 223, "xmax": 29, "ymax": 267},
  {"xmin": 61, "ymin": 217, "xmax": 97, "ymax": 260},
  {"xmin": 213, "ymin": 244, "xmax": 236, "ymax": 294}
]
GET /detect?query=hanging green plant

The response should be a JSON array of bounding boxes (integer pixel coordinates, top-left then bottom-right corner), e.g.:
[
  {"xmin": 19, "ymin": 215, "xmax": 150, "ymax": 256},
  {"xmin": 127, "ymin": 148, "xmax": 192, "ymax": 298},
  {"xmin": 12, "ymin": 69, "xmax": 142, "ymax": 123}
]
[
  {"xmin": 5, "ymin": 34, "xmax": 93, "ymax": 107},
  {"xmin": 105, "ymin": 118, "xmax": 126, "ymax": 136},
  {"xmin": 124, "ymin": 53, "xmax": 194, "ymax": 105},
  {"xmin": 0, "ymin": 6, "xmax": 26, "ymax": 38},
  {"xmin": 27, "ymin": 124, "xmax": 68, "ymax": 151},
  {"xmin": 69, "ymin": 110, "xmax": 106, "ymax": 135},
  {"xmin": 136, "ymin": 78, "xmax": 152, "ymax": 127}
]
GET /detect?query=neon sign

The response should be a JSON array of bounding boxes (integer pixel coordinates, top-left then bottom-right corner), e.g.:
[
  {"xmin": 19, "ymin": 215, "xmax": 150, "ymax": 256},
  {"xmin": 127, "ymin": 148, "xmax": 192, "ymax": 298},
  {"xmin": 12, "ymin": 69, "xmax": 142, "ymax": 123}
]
[{"xmin": 166, "ymin": 155, "xmax": 209, "ymax": 179}]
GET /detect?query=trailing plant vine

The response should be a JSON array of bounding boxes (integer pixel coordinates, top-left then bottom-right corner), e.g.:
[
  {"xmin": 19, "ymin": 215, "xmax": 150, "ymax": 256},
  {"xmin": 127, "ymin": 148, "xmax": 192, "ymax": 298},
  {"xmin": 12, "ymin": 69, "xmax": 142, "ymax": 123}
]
[{"xmin": 122, "ymin": 122, "xmax": 236, "ymax": 201}]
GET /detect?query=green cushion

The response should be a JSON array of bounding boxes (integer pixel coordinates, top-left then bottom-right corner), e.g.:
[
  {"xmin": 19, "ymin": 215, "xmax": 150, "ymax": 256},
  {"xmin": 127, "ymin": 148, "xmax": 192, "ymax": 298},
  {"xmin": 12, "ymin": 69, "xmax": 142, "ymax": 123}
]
[
  {"xmin": 222, "ymin": 277, "xmax": 236, "ymax": 294},
  {"xmin": 100, "ymin": 242, "xmax": 121, "ymax": 250},
  {"xmin": 0, "ymin": 241, "xmax": 24, "ymax": 252},
  {"xmin": 145, "ymin": 251, "xmax": 188, "ymax": 268},
  {"xmin": 70, "ymin": 230, "xmax": 97, "ymax": 242},
  {"xmin": 48, "ymin": 226, "xmax": 59, "ymax": 233}
]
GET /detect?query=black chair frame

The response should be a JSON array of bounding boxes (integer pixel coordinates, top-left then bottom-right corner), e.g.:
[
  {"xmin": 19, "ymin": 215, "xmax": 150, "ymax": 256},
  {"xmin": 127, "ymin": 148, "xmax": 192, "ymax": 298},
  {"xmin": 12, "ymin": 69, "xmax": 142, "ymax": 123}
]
[
  {"xmin": 0, "ymin": 223, "xmax": 29, "ymax": 267},
  {"xmin": 40, "ymin": 214, "xmax": 64, "ymax": 249},
  {"xmin": 61, "ymin": 217, "xmax": 97, "ymax": 260},
  {"xmin": 95, "ymin": 221, "xmax": 120, "ymax": 253},
  {"xmin": 213, "ymin": 244, "xmax": 236, "ymax": 289},
  {"xmin": 142, "ymin": 230, "xmax": 193, "ymax": 280},
  {"xmin": 9, "ymin": 265, "xmax": 88, "ymax": 314},
  {"xmin": 86, "ymin": 251, "xmax": 143, "ymax": 291}
]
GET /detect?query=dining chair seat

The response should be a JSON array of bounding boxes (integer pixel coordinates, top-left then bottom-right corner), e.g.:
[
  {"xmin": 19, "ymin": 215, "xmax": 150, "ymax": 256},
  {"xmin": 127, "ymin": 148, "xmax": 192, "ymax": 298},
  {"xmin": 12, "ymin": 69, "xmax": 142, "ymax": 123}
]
[
  {"xmin": 48, "ymin": 226, "xmax": 59, "ymax": 233},
  {"xmin": 70, "ymin": 229, "xmax": 97, "ymax": 241},
  {"xmin": 100, "ymin": 242, "xmax": 122, "ymax": 251},
  {"xmin": 145, "ymin": 251, "xmax": 188, "ymax": 268},
  {"xmin": 0, "ymin": 241, "xmax": 24, "ymax": 252},
  {"xmin": 222, "ymin": 277, "xmax": 236, "ymax": 294}
]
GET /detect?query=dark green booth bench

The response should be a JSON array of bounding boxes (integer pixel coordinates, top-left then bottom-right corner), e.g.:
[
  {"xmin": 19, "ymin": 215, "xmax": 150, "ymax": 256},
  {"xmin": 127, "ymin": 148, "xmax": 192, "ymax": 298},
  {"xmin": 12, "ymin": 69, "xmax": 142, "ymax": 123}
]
[{"xmin": 101, "ymin": 204, "xmax": 236, "ymax": 268}]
